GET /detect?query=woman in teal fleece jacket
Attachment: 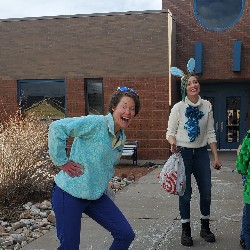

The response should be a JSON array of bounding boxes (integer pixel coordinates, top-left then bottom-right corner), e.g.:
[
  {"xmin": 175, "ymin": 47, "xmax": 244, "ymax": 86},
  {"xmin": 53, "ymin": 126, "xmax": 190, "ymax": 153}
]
[
  {"xmin": 49, "ymin": 86, "xmax": 140, "ymax": 250},
  {"xmin": 236, "ymin": 130, "xmax": 250, "ymax": 250}
]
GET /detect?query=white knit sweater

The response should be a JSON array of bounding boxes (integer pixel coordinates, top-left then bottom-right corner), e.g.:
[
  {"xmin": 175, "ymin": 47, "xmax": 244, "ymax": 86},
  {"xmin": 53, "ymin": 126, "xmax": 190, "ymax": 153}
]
[{"xmin": 166, "ymin": 96, "xmax": 217, "ymax": 148}]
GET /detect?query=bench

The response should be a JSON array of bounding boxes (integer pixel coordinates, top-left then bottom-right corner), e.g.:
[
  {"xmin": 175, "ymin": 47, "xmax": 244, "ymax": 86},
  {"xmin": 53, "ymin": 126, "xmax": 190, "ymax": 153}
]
[{"xmin": 122, "ymin": 140, "xmax": 138, "ymax": 165}]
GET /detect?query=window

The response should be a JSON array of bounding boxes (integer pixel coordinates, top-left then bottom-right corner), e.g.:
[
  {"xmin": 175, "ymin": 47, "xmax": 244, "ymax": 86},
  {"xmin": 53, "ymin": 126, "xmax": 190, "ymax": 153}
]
[
  {"xmin": 18, "ymin": 79, "xmax": 66, "ymax": 120},
  {"xmin": 194, "ymin": 0, "xmax": 244, "ymax": 31},
  {"xmin": 85, "ymin": 78, "xmax": 104, "ymax": 115},
  {"xmin": 226, "ymin": 96, "xmax": 241, "ymax": 143}
]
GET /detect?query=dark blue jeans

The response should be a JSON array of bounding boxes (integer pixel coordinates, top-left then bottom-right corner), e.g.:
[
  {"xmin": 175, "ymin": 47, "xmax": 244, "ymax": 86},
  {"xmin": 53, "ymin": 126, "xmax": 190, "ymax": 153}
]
[
  {"xmin": 179, "ymin": 146, "xmax": 211, "ymax": 220},
  {"xmin": 52, "ymin": 185, "xmax": 135, "ymax": 250},
  {"xmin": 241, "ymin": 204, "xmax": 247, "ymax": 245},
  {"xmin": 245, "ymin": 204, "xmax": 250, "ymax": 250},
  {"xmin": 241, "ymin": 176, "xmax": 247, "ymax": 240}
]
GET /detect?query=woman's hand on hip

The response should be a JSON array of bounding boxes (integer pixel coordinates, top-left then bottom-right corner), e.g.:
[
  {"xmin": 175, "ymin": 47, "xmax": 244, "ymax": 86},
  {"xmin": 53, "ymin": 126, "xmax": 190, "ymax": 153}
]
[{"xmin": 59, "ymin": 161, "xmax": 84, "ymax": 177}]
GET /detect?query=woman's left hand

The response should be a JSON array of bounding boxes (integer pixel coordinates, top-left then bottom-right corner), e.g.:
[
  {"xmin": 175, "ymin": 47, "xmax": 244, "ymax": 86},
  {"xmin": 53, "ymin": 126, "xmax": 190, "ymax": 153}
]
[
  {"xmin": 170, "ymin": 143, "xmax": 182, "ymax": 154},
  {"xmin": 213, "ymin": 160, "xmax": 222, "ymax": 170},
  {"xmin": 59, "ymin": 161, "xmax": 84, "ymax": 177}
]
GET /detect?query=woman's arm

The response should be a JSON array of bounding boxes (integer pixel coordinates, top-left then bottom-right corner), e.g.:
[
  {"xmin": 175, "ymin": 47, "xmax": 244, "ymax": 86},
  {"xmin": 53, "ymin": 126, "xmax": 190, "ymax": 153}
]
[
  {"xmin": 48, "ymin": 116, "xmax": 100, "ymax": 166},
  {"xmin": 167, "ymin": 105, "xmax": 182, "ymax": 153},
  {"xmin": 209, "ymin": 142, "xmax": 222, "ymax": 170}
]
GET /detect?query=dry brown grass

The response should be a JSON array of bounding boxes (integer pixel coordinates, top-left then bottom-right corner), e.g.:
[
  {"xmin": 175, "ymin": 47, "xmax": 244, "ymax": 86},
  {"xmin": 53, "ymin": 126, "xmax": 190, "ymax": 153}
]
[
  {"xmin": 0, "ymin": 110, "xmax": 158, "ymax": 222},
  {"xmin": 0, "ymin": 113, "xmax": 56, "ymax": 207}
]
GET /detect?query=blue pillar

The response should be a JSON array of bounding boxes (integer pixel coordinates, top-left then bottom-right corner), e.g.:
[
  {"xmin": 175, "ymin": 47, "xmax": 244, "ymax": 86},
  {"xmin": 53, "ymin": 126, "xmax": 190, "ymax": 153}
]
[
  {"xmin": 233, "ymin": 40, "xmax": 242, "ymax": 72},
  {"xmin": 195, "ymin": 42, "xmax": 203, "ymax": 74}
]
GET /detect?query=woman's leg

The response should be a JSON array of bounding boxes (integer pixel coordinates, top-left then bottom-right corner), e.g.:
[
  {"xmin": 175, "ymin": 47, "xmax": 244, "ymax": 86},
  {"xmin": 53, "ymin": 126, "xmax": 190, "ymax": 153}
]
[
  {"xmin": 85, "ymin": 194, "xmax": 135, "ymax": 250},
  {"xmin": 241, "ymin": 204, "xmax": 247, "ymax": 238},
  {"xmin": 179, "ymin": 148, "xmax": 194, "ymax": 246},
  {"xmin": 193, "ymin": 147, "xmax": 215, "ymax": 242},
  {"xmin": 240, "ymin": 204, "xmax": 247, "ymax": 248},
  {"xmin": 192, "ymin": 147, "xmax": 211, "ymax": 217},
  {"xmin": 52, "ymin": 185, "xmax": 90, "ymax": 250},
  {"xmin": 245, "ymin": 204, "xmax": 250, "ymax": 250},
  {"xmin": 179, "ymin": 148, "xmax": 194, "ymax": 220}
]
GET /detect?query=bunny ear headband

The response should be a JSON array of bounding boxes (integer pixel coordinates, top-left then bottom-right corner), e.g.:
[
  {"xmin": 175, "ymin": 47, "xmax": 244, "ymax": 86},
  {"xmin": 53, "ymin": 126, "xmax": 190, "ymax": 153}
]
[{"xmin": 170, "ymin": 58, "xmax": 195, "ymax": 101}]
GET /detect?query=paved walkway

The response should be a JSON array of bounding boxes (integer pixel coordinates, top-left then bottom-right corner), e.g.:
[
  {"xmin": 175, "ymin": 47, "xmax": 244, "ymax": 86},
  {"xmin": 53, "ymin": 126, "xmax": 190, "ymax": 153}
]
[{"xmin": 22, "ymin": 151, "xmax": 244, "ymax": 250}]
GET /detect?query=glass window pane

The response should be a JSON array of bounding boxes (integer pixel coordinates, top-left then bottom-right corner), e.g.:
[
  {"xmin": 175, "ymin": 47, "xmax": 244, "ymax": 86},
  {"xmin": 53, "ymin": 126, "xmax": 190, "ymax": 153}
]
[
  {"xmin": 85, "ymin": 79, "xmax": 104, "ymax": 115},
  {"xmin": 226, "ymin": 96, "xmax": 240, "ymax": 143},
  {"xmin": 194, "ymin": 0, "xmax": 244, "ymax": 31},
  {"xmin": 18, "ymin": 79, "xmax": 65, "ymax": 120}
]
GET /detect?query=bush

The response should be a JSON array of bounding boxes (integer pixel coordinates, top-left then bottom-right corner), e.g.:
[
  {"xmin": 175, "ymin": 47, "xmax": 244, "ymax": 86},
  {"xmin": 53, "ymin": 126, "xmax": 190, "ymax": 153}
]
[{"xmin": 0, "ymin": 114, "xmax": 56, "ymax": 206}]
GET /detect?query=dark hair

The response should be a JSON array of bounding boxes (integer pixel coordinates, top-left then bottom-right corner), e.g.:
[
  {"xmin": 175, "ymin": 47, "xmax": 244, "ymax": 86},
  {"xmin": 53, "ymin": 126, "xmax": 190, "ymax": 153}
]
[
  {"xmin": 108, "ymin": 89, "xmax": 140, "ymax": 116},
  {"xmin": 188, "ymin": 74, "xmax": 198, "ymax": 81}
]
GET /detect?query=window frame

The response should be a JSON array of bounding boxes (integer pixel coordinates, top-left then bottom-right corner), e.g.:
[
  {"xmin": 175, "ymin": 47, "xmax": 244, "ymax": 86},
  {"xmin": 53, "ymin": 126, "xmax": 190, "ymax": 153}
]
[
  {"xmin": 17, "ymin": 79, "xmax": 66, "ymax": 119},
  {"xmin": 194, "ymin": 0, "xmax": 245, "ymax": 31},
  {"xmin": 84, "ymin": 78, "xmax": 104, "ymax": 115}
]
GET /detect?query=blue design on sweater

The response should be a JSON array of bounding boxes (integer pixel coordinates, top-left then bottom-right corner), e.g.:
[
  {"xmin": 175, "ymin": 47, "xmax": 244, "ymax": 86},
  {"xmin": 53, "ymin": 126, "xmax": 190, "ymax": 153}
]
[{"xmin": 184, "ymin": 105, "xmax": 204, "ymax": 142}]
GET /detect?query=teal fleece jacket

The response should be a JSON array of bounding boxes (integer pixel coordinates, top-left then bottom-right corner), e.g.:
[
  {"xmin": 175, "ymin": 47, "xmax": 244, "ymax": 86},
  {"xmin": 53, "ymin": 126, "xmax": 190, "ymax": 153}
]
[{"xmin": 48, "ymin": 113, "xmax": 125, "ymax": 200}]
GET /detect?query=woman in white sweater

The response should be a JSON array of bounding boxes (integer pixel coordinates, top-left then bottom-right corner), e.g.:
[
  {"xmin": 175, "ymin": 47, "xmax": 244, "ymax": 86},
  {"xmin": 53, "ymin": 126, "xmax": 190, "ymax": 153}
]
[{"xmin": 167, "ymin": 58, "xmax": 222, "ymax": 247}]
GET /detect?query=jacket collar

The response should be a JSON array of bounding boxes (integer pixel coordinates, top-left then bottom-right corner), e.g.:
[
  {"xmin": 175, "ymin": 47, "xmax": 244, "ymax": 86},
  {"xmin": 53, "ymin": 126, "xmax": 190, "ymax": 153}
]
[{"xmin": 105, "ymin": 113, "xmax": 126, "ymax": 148}]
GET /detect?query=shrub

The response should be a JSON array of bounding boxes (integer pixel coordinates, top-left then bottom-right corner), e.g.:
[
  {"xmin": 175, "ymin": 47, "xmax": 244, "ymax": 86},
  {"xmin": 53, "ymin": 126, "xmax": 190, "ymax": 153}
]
[{"xmin": 0, "ymin": 113, "xmax": 56, "ymax": 206}]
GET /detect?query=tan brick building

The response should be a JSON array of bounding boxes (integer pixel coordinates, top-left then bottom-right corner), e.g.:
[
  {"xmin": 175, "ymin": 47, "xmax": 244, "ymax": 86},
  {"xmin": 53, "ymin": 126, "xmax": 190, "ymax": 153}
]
[
  {"xmin": 0, "ymin": 0, "xmax": 248, "ymax": 159},
  {"xmin": 0, "ymin": 10, "xmax": 174, "ymax": 160}
]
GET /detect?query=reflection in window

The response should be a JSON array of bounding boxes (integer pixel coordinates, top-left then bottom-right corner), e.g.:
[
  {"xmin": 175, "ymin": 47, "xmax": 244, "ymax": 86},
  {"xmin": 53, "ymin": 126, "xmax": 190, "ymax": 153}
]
[
  {"xmin": 226, "ymin": 96, "xmax": 240, "ymax": 143},
  {"xmin": 18, "ymin": 79, "xmax": 66, "ymax": 120},
  {"xmin": 194, "ymin": 0, "xmax": 244, "ymax": 31},
  {"xmin": 85, "ymin": 79, "xmax": 104, "ymax": 115}
]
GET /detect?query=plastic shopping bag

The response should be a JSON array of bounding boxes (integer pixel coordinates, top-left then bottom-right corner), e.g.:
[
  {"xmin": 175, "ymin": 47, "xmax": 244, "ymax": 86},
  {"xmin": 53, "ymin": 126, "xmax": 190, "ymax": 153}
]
[{"xmin": 159, "ymin": 152, "xmax": 186, "ymax": 196}]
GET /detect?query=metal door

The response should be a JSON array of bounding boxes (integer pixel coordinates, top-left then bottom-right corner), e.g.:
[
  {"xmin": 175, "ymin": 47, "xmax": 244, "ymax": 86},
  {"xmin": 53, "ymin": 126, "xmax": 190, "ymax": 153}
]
[{"xmin": 200, "ymin": 83, "xmax": 247, "ymax": 150}]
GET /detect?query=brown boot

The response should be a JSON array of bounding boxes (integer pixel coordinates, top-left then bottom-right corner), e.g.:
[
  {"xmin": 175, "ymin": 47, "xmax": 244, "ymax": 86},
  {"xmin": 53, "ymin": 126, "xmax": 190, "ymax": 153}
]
[
  {"xmin": 200, "ymin": 219, "xmax": 216, "ymax": 242},
  {"xmin": 181, "ymin": 222, "xmax": 193, "ymax": 246}
]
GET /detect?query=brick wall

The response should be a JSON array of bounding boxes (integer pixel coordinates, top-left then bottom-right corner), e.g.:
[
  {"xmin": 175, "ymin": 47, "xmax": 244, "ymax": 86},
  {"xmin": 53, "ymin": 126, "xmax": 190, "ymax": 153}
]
[
  {"xmin": 0, "ymin": 10, "xmax": 172, "ymax": 160},
  {"xmin": 103, "ymin": 77, "xmax": 169, "ymax": 160},
  {"xmin": 65, "ymin": 78, "xmax": 85, "ymax": 117},
  {"xmin": 163, "ymin": 0, "xmax": 250, "ymax": 142},
  {"xmin": 55, "ymin": 76, "xmax": 170, "ymax": 160},
  {"xmin": 0, "ymin": 80, "xmax": 18, "ymax": 120},
  {"xmin": 163, "ymin": 0, "xmax": 250, "ymax": 81},
  {"xmin": 0, "ymin": 11, "xmax": 169, "ymax": 79}
]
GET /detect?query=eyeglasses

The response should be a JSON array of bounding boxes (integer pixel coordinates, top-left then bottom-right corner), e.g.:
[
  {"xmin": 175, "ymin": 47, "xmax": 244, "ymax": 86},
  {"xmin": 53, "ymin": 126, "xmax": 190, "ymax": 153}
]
[{"xmin": 117, "ymin": 86, "xmax": 138, "ymax": 96}]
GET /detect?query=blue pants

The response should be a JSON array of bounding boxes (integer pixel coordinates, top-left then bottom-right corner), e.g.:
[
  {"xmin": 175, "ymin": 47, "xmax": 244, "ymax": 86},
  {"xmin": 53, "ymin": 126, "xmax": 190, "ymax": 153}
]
[
  {"xmin": 52, "ymin": 185, "xmax": 135, "ymax": 250},
  {"xmin": 241, "ymin": 176, "xmax": 247, "ymax": 240},
  {"xmin": 179, "ymin": 147, "xmax": 211, "ymax": 220},
  {"xmin": 241, "ymin": 204, "xmax": 247, "ymax": 239},
  {"xmin": 245, "ymin": 204, "xmax": 250, "ymax": 250}
]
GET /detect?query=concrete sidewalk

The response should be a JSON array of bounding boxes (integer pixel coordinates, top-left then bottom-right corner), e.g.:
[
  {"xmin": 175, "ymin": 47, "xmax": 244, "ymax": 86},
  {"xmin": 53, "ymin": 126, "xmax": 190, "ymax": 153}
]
[{"xmin": 22, "ymin": 151, "xmax": 244, "ymax": 250}]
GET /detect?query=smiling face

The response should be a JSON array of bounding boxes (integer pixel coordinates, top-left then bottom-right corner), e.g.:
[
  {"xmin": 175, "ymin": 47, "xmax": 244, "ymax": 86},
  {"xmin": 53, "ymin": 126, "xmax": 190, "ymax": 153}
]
[
  {"xmin": 112, "ymin": 96, "xmax": 136, "ymax": 132},
  {"xmin": 186, "ymin": 76, "xmax": 200, "ymax": 99}
]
